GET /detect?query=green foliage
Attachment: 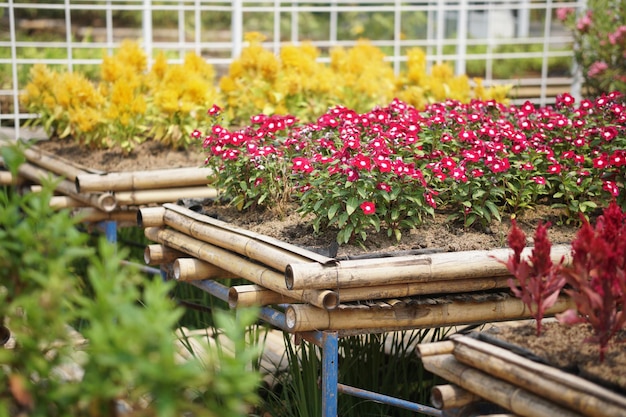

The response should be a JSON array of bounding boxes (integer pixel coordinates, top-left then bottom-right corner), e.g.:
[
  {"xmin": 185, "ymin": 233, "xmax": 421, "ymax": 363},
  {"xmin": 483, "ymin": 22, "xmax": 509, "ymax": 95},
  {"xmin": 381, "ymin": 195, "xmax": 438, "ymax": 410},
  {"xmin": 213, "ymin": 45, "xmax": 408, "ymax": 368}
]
[
  {"xmin": 557, "ymin": 0, "xmax": 626, "ymax": 96},
  {"xmin": 262, "ymin": 330, "xmax": 445, "ymax": 417},
  {"xmin": 0, "ymin": 144, "xmax": 261, "ymax": 416}
]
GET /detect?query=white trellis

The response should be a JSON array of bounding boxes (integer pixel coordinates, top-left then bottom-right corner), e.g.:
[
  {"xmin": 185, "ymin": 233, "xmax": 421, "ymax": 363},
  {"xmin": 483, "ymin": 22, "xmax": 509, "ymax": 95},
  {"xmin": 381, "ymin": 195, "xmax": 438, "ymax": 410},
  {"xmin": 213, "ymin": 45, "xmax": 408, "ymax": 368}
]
[{"xmin": 1, "ymin": 0, "xmax": 583, "ymax": 140}]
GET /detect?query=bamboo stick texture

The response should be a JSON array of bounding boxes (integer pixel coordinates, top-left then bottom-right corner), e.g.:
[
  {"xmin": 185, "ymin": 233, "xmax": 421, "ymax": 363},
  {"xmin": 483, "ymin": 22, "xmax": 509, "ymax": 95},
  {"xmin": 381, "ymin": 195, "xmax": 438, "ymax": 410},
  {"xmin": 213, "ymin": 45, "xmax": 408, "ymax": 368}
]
[
  {"xmin": 286, "ymin": 245, "xmax": 572, "ymax": 290},
  {"xmin": 0, "ymin": 170, "xmax": 15, "ymax": 185},
  {"xmin": 284, "ymin": 295, "xmax": 575, "ymax": 332},
  {"xmin": 451, "ymin": 334, "xmax": 626, "ymax": 417},
  {"xmin": 114, "ymin": 186, "xmax": 217, "ymax": 206},
  {"xmin": 75, "ymin": 166, "xmax": 211, "ymax": 192},
  {"xmin": 143, "ymin": 226, "xmax": 339, "ymax": 310},
  {"xmin": 144, "ymin": 244, "xmax": 186, "ymax": 265},
  {"xmin": 173, "ymin": 258, "xmax": 238, "ymax": 281},
  {"xmin": 416, "ymin": 340, "xmax": 455, "ymax": 358},
  {"xmin": 20, "ymin": 142, "xmax": 92, "ymax": 181},
  {"xmin": 72, "ymin": 207, "xmax": 137, "ymax": 223},
  {"xmin": 17, "ymin": 162, "xmax": 116, "ymax": 211},
  {"xmin": 430, "ymin": 384, "xmax": 482, "ymax": 409},
  {"xmin": 228, "ymin": 284, "xmax": 300, "ymax": 308},
  {"xmin": 421, "ymin": 353, "xmax": 584, "ymax": 417},
  {"xmin": 160, "ymin": 203, "xmax": 331, "ymax": 272},
  {"xmin": 336, "ymin": 276, "xmax": 512, "ymax": 303}
]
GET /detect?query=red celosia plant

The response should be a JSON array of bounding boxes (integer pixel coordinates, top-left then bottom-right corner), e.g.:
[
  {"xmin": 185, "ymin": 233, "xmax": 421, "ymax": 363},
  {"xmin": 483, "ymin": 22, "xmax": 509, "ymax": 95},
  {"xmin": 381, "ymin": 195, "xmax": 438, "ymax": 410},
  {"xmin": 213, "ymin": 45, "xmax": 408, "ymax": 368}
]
[
  {"xmin": 501, "ymin": 220, "xmax": 566, "ymax": 336},
  {"xmin": 557, "ymin": 201, "xmax": 626, "ymax": 362}
]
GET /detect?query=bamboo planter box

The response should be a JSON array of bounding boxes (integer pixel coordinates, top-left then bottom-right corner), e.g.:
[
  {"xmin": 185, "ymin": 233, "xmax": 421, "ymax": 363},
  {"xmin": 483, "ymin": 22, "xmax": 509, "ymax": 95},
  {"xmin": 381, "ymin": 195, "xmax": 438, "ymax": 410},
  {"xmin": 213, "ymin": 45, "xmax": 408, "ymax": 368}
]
[
  {"xmin": 417, "ymin": 331, "xmax": 626, "ymax": 417},
  {"xmin": 137, "ymin": 203, "xmax": 576, "ymax": 333},
  {"xmin": 0, "ymin": 141, "xmax": 216, "ymax": 224}
]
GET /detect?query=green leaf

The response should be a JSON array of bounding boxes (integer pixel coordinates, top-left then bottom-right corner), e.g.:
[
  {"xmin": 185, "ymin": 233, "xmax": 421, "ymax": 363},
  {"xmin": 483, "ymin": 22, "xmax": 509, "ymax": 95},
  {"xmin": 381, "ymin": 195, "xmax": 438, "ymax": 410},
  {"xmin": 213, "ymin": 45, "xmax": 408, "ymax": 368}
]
[
  {"xmin": 346, "ymin": 197, "xmax": 358, "ymax": 215},
  {"xmin": 328, "ymin": 203, "xmax": 340, "ymax": 220}
]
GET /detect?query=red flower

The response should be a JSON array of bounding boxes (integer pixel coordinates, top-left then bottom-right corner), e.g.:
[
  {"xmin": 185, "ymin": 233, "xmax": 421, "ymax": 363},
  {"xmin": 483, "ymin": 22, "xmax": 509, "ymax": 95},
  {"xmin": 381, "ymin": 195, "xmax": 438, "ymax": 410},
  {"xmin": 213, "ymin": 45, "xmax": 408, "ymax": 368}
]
[
  {"xmin": 424, "ymin": 192, "xmax": 437, "ymax": 208},
  {"xmin": 603, "ymin": 180, "xmax": 620, "ymax": 197},
  {"xmin": 191, "ymin": 129, "xmax": 203, "ymax": 139},
  {"xmin": 352, "ymin": 153, "xmax": 372, "ymax": 171},
  {"xmin": 292, "ymin": 157, "xmax": 313, "ymax": 173},
  {"xmin": 360, "ymin": 201, "xmax": 376, "ymax": 215},
  {"xmin": 207, "ymin": 104, "xmax": 221, "ymax": 116},
  {"xmin": 377, "ymin": 182, "xmax": 391, "ymax": 192},
  {"xmin": 548, "ymin": 163, "xmax": 562, "ymax": 174}
]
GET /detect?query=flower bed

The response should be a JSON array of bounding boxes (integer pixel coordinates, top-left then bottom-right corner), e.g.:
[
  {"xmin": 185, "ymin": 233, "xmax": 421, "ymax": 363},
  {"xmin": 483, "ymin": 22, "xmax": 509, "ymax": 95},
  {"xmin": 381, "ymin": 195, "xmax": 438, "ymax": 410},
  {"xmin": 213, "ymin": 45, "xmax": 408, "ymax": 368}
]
[{"xmin": 200, "ymin": 93, "xmax": 626, "ymax": 244}]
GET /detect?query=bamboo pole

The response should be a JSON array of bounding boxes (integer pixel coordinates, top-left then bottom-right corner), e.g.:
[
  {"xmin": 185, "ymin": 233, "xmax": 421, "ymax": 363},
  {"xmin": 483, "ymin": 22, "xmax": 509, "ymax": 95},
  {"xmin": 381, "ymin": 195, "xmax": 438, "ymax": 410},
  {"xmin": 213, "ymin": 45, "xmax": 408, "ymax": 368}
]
[
  {"xmin": 17, "ymin": 162, "xmax": 116, "ymax": 211},
  {"xmin": 50, "ymin": 195, "xmax": 85, "ymax": 208},
  {"xmin": 75, "ymin": 166, "xmax": 211, "ymax": 192},
  {"xmin": 114, "ymin": 186, "xmax": 217, "ymax": 206},
  {"xmin": 421, "ymin": 353, "xmax": 584, "ymax": 417},
  {"xmin": 286, "ymin": 245, "xmax": 572, "ymax": 290},
  {"xmin": 0, "ymin": 170, "xmax": 15, "ymax": 185},
  {"xmin": 137, "ymin": 206, "xmax": 166, "ymax": 228},
  {"xmin": 160, "ymin": 203, "xmax": 332, "ymax": 272},
  {"xmin": 144, "ymin": 244, "xmax": 186, "ymax": 265},
  {"xmin": 72, "ymin": 207, "xmax": 137, "ymax": 223},
  {"xmin": 143, "ymin": 226, "xmax": 339, "ymax": 310},
  {"xmin": 173, "ymin": 258, "xmax": 238, "ymax": 281},
  {"xmin": 336, "ymin": 276, "xmax": 512, "ymax": 302},
  {"xmin": 19, "ymin": 142, "xmax": 91, "ymax": 181},
  {"xmin": 228, "ymin": 284, "xmax": 300, "ymax": 308},
  {"xmin": 416, "ymin": 340, "xmax": 455, "ymax": 358},
  {"xmin": 430, "ymin": 384, "xmax": 482, "ymax": 409},
  {"xmin": 284, "ymin": 295, "xmax": 574, "ymax": 332},
  {"xmin": 451, "ymin": 334, "xmax": 626, "ymax": 417}
]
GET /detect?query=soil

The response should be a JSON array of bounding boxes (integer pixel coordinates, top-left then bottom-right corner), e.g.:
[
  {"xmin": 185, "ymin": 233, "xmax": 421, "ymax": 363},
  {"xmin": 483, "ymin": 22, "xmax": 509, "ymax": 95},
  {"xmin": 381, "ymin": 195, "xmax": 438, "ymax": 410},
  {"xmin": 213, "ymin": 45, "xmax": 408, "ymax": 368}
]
[
  {"xmin": 34, "ymin": 137, "xmax": 626, "ymax": 398},
  {"xmin": 483, "ymin": 321, "xmax": 626, "ymax": 395}
]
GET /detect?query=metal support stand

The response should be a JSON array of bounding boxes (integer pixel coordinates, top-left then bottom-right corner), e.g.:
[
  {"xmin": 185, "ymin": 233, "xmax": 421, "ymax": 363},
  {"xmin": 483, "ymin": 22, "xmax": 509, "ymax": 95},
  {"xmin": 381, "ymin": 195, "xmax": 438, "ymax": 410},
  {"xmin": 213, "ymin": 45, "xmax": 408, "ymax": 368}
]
[
  {"xmin": 322, "ymin": 331, "xmax": 339, "ymax": 417},
  {"xmin": 103, "ymin": 220, "xmax": 117, "ymax": 244},
  {"xmin": 163, "ymin": 279, "xmax": 443, "ymax": 416}
]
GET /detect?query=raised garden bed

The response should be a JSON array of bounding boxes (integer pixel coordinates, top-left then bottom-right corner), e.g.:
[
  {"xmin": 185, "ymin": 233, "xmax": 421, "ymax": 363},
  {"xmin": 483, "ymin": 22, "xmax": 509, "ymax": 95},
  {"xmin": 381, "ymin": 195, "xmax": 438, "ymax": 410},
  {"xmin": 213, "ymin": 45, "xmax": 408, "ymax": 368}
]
[{"xmin": 417, "ymin": 323, "xmax": 626, "ymax": 417}]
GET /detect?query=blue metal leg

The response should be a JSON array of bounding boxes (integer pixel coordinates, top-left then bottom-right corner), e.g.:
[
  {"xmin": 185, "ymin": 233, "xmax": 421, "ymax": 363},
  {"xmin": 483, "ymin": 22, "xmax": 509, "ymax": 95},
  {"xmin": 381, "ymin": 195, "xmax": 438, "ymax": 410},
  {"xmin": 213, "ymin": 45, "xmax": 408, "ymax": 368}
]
[
  {"xmin": 103, "ymin": 220, "xmax": 117, "ymax": 244},
  {"xmin": 322, "ymin": 331, "xmax": 339, "ymax": 417}
]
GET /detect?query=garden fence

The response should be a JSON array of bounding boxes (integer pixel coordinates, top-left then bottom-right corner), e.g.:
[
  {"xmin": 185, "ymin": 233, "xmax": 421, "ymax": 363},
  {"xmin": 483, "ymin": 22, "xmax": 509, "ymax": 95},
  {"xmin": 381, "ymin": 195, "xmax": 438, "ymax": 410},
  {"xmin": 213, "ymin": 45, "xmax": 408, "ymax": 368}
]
[{"xmin": 1, "ymin": 0, "xmax": 584, "ymax": 140}]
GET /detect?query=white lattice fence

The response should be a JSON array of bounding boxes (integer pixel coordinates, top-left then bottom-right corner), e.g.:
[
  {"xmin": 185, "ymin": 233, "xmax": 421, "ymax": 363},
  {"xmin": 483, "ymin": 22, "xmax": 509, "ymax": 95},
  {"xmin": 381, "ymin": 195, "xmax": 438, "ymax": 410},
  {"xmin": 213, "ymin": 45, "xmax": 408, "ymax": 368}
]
[{"xmin": 1, "ymin": 0, "xmax": 582, "ymax": 140}]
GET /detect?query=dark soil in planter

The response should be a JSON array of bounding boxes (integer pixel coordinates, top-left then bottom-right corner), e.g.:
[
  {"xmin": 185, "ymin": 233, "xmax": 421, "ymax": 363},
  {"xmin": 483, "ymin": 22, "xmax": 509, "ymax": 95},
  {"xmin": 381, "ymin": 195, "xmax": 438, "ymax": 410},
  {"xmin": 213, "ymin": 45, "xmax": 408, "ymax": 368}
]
[{"xmin": 481, "ymin": 321, "xmax": 626, "ymax": 395}]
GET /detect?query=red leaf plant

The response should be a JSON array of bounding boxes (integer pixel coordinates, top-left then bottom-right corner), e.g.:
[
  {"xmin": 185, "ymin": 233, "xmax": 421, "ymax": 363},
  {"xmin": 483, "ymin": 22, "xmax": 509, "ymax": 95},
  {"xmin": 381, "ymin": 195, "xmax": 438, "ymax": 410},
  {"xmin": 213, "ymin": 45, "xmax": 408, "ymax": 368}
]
[
  {"xmin": 500, "ymin": 220, "xmax": 566, "ymax": 336},
  {"xmin": 557, "ymin": 202, "xmax": 626, "ymax": 362}
]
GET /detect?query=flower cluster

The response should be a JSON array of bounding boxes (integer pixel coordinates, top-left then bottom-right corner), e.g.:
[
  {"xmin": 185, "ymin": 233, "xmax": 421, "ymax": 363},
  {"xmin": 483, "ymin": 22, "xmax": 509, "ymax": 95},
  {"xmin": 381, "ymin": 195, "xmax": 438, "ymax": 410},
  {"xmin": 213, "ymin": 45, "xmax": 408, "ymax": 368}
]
[
  {"xmin": 557, "ymin": 1, "xmax": 626, "ymax": 96},
  {"xmin": 198, "ymin": 91, "xmax": 626, "ymax": 243},
  {"xmin": 218, "ymin": 33, "xmax": 510, "ymax": 126},
  {"xmin": 21, "ymin": 40, "xmax": 219, "ymax": 152}
]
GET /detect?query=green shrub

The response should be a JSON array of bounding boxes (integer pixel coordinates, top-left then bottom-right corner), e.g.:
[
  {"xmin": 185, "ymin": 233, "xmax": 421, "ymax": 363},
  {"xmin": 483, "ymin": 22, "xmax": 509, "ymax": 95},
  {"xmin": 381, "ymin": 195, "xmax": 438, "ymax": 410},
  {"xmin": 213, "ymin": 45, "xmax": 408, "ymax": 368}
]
[{"xmin": 0, "ymin": 143, "xmax": 261, "ymax": 416}]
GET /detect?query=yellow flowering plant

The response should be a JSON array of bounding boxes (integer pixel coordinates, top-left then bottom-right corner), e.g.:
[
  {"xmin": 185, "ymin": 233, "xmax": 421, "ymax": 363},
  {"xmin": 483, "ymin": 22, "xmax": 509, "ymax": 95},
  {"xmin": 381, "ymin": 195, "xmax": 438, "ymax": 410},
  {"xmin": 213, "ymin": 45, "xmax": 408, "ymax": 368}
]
[
  {"xmin": 21, "ymin": 35, "xmax": 511, "ymax": 154},
  {"xmin": 147, "ymin": 52, "xmax": 219, "ymax": 149}
]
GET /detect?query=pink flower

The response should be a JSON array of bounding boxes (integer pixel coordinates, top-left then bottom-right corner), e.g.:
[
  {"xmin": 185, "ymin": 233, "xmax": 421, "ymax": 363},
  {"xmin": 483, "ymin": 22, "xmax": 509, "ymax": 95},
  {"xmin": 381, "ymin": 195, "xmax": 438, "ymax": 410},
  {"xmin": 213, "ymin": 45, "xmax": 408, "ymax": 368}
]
[
  {"xmin": 191, "ymin": 129, "xmax": 203, "ymax": 139},
  {"xmin": 588, "ymin": 61, "xmax": 608, "ymax": 78},
  {"xmin": 532, "ymin": 176, "xmax": 546, "ymax": 185},
  {"xmin": 360, "ymin": 201, "xmax": 376, "ymax": 215},
  {"xmin": 556, "ymin": 7, "xmax": 574, "ymax": 22},
  {"xmin": 576, "ymin": 11, "xmax": 592, "ymax": 32}
]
